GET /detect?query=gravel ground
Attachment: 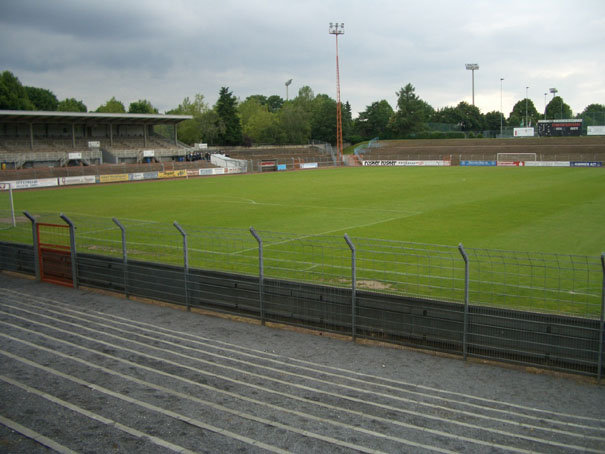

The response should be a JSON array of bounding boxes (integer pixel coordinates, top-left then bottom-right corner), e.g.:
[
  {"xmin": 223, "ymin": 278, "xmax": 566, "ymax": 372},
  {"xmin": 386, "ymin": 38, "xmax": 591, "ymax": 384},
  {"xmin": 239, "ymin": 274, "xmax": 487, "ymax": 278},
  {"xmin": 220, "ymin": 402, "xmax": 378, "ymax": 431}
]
[{"xmin": 0, "ymin": 271, "xmax": 604, "ymax": 454}]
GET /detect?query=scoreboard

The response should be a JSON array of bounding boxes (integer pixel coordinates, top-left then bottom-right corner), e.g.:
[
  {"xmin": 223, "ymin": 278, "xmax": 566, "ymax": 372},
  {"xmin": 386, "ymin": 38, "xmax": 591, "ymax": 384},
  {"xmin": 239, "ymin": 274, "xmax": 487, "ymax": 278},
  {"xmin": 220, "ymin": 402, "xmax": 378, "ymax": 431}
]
[{"xmin": 537, "ymin": 119, "xmax": 582, "ymax": 136}]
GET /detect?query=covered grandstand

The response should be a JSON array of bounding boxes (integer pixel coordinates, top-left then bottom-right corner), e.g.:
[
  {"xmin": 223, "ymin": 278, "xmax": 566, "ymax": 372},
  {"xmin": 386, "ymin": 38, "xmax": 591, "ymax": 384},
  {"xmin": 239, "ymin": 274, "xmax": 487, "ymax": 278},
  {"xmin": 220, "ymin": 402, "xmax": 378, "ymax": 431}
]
[{"xmin": 0, "ymin": 110, "xmax": 193, "ymax": 169}]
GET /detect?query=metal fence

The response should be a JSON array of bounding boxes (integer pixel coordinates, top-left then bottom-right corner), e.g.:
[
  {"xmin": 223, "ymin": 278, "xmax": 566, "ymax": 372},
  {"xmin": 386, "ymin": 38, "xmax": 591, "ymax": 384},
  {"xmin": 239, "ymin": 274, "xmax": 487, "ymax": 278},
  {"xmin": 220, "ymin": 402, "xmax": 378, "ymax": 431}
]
[{"xmin": 0, "ymin": 212, "xmax": 603, "ymax": 378}]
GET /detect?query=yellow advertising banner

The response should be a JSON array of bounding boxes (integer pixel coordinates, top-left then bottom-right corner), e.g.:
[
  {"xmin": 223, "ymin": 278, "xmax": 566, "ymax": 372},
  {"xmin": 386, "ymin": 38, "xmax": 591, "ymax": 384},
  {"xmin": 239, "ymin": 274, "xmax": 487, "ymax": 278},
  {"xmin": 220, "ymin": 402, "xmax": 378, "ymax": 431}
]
[
  {"xmin": 158, "ymin": 170, "xmax": 187, "ymax": 178},
  {"xmin": 99, "ymin": 174, "xmax": 129, "ymax": 183}
]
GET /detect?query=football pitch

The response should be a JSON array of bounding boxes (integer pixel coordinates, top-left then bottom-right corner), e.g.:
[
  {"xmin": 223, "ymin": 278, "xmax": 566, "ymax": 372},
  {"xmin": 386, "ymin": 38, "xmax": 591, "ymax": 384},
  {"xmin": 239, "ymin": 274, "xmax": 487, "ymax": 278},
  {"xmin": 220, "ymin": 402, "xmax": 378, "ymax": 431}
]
[{"xmin": 5, "ymin": 166, "xmax": 605, "ymax": 257}]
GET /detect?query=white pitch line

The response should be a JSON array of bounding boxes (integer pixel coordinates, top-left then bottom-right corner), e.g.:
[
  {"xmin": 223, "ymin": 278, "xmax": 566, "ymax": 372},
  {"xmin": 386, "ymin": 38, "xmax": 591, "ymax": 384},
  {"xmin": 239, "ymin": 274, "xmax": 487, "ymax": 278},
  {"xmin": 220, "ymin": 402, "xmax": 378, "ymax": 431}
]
[
  {"xmin": 229, "ymin": 213, "xmax": 420, "ymax": 256},
  {"xmin": 0, "ymin": 375, "xmax": 198, "ymax": 454}
]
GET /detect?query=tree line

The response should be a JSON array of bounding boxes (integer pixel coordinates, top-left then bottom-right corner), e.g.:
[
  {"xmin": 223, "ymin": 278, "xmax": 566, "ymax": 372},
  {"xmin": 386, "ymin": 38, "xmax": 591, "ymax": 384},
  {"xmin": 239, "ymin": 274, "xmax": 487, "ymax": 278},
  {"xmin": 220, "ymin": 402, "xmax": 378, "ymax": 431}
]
[{"xmin": 1, "ymin": 70, "xmax": 604, "ymax": 146}]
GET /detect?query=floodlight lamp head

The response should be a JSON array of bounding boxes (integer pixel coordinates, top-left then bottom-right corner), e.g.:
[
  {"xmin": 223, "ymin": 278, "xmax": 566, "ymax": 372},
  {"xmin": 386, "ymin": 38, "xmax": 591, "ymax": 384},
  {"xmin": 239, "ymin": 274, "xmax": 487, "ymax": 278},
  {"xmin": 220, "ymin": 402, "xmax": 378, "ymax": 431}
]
[
  {"xmin": 285, "ymin": 79, "xmax": 292, "ymax": 87},
  {"xmin": 465, "ymin": 64, "xmax": 479, "ymax": 70},
  {"xmin": 329, "ymin": 22, "xmax": 344, "ymax": 35},
  {"xmin": 549, "ymin": 87, "xmax": 558, "ymax": 94}
]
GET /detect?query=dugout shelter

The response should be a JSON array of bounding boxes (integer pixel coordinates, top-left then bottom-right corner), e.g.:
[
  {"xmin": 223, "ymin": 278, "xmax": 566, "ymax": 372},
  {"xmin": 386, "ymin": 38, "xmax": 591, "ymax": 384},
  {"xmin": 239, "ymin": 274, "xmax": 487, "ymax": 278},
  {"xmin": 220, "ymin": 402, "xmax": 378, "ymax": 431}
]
[{"xmin": 0, "ymin": 110, "xmax": 192, "ymax": 169}]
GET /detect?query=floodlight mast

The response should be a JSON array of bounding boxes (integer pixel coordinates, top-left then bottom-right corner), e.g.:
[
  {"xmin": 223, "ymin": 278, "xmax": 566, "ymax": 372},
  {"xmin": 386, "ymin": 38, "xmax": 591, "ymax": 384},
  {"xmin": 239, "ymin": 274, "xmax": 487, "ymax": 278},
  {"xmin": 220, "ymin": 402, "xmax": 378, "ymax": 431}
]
[
  {"xmin": 329, "ymin": 22, "xmax": 344, "ymax": 164},
  {"xmin": 285, "ymin": 79, "xmax": 292, "ymax": 101},
  {"xmin": 465, "ymin": 63, "xmax": 479, "ymax": 106}
]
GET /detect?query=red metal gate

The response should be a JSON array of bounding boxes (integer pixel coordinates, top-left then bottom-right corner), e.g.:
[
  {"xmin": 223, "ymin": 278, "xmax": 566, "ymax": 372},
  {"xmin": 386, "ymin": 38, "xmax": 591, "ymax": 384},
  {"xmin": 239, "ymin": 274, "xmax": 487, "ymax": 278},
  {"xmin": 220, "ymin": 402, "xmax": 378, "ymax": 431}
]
[{"xmin": 37, "ymin": 222, "xmax": 73, "ymax": 287}]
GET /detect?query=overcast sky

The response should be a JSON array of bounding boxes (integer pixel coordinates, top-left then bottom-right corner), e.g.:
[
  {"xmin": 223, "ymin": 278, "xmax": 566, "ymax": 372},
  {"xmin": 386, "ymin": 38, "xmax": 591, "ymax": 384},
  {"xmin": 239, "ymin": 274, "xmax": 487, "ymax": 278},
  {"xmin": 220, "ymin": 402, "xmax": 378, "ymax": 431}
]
[{"xmin": 1, "ymin": 0, "xmax": 604, "ymax": 118}]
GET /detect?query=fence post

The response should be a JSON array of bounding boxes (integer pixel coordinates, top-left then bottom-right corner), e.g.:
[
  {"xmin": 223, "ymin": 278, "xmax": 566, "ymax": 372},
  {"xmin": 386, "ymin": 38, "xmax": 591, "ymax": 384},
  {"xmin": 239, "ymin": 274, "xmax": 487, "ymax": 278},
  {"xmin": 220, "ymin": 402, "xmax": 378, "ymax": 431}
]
[
  {"xmin": 598, "ymin": 253, "xmax": 605, "ymax": 382},
  {"xmin": 112, "ymin": 218, "xmax": 129, "ymax": 298},
  {"xmin": 458, "ymin": 243, "xmax": 470, "ymax": 360},
  {"xmin": 344, "ymin": 234, "xmax": 357, "ymax": 341},
  {"xmin": 173, "ymin": 222, "xmax": 190, "ymax": 311},
  {"xmin": 249, "ymin": 227, "xmax": 264, "ymax": 325},
  {"xmin": 60, "ymin": 213, "xmax": 78, "ymax": 290},
  {"xmin": 23, "ymin": 211, "xmax": 40, "ymax": 281}
]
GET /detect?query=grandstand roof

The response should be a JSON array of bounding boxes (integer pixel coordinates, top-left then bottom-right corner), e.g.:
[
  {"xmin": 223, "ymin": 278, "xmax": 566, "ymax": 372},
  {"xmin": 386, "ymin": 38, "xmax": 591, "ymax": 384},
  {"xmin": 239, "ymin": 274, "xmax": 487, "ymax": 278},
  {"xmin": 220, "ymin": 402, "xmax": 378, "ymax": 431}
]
[{"xmin": 0, "ymin": 110, "xmax": 192, "ymax": 125}]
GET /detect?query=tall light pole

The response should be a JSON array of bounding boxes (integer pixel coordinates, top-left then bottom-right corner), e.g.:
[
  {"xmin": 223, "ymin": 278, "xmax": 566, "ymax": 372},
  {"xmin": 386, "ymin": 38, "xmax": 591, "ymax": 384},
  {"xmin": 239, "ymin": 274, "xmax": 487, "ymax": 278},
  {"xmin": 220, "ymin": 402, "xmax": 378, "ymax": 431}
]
[
  {"xmin": 549, "ymin": 87, "xmax": 559, "ymax": 119},
  {"xmin": 285, "ymin": 79, "xmax": 292, "ymax": 101},
  {"xmin": 525, "ymin": 86, "xmax": 529, "ymax": 127},
  {"xmin": 500, "ymin": 78, "xmax": 504, "ymax": 137},
  {"xmin": 329, "ymin": 22, "xmax": 344, "ymax": 164},
  {"xmin": 544, "ymin": 92, "xmax": 548, "ymax": 119},
  {"xmin": 465, "ymin": 63, "xmax": 479, "ymax": 106}
]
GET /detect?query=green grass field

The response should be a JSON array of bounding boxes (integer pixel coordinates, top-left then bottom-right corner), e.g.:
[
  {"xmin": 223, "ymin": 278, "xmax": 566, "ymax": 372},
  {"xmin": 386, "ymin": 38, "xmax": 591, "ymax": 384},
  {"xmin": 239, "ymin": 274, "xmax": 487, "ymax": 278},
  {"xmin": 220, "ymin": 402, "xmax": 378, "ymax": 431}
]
[
  {"xmin": 1, "ymin": 166, "xmax": 603, "ymax": 316},
  {"xmin": 4, "ymin": 166, "xmax": 605, "ymax": 256}
]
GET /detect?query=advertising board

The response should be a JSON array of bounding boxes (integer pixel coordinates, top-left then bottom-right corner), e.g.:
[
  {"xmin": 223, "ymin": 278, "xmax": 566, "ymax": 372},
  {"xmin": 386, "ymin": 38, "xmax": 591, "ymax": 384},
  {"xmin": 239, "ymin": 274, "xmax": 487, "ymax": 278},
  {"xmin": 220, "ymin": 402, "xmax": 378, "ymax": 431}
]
[
  {"xmin": 570, "ymin": 161, "xmax": 602, "ymax": 167},
  {"xmin": 363, "ymin": 160, "xmax": 450, "ymax": 166},
  {"xmin": 300, "ymin": 162, "xmax": 318, "ymax": 169},
  {"xmin": 513, "ymin": 128, "xmax": 534, "ymax": 137},
  {"xmin": 587, "ymin": 126, "xmax": 605, "ymax": 136},
  {"xmin": 158, "ymin": 170, "xmax": 187, "ymax": 179},
  {"xmin": 497, "ymin": 161, "xmax": 525, "ymax": 167},
  {"xmin": 99, "ymin": 174, "xmax": 129, "ymax": 183},
  {"xmin": 0, "ymin": 178, "xmax": 59, "ymax": 189},
  {"xmin": 199, "ymin": 168, "xmax": 226, "ymax": 176},
  {"xmin": 59, "ymin": 175, "xmax": 97, "ymax": 186},
  {"xmin": 143, "ymin": 150, "xmax": 155, "ymax": 158},
  {"xmin": 460, "ymin": 161, "xmax": 497, "ymax": 166},
  {"xmin": 524, "ymin": 161, "xmax": 570, "ymax": 167}
]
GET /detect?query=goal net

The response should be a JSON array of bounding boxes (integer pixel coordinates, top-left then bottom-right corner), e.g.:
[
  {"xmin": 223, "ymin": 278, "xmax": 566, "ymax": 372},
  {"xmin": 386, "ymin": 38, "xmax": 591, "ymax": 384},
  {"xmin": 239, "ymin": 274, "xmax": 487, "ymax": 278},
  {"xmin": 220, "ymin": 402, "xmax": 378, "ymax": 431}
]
[{"xmin": 496, "ymin": 152, "xmax": 537, "ymax": 163}]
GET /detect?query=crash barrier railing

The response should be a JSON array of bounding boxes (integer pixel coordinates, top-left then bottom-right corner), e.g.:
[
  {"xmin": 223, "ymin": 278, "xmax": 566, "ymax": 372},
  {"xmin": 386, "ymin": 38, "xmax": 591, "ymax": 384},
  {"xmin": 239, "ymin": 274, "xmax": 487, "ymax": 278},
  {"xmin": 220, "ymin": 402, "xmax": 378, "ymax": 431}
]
[{"xmin": 0, "ymin": 212, "xmax": 603, "ymax": 379}]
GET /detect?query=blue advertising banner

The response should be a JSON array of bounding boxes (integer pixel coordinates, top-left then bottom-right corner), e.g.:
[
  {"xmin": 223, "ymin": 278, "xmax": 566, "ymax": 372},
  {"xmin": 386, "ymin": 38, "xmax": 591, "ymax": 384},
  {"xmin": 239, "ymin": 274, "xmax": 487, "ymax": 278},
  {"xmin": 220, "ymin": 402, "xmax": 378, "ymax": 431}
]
[
  {"xmin": 460, "ymin": 160, "xmax": 497, "ymax": 166},
  {"xmin": 570, "ymin": 162, "xmax": 602, "ymax": 167},
  {"xmin": 277, "ymin": 164, "xmax": 287, "ymax": 171}
]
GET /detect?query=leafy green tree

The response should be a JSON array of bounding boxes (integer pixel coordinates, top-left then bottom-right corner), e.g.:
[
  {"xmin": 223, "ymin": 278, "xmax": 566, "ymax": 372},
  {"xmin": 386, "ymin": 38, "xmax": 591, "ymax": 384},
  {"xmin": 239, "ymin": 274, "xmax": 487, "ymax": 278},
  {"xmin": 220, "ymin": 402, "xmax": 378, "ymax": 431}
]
[
  {"xmin": 484, "ymin": 110, "xmax": 506, "ymax": 132},
  {"xmin": 215, "ymin": 87, "xmax": 242, "ymax": 146},
  {"xmin": 310, "ymin": 94, "xmax": 337, "ymax": 143},
  {"xmin": 545, "ymin": 96, "xmax": 572, "ymax": 120},
  {"xmin": 0, "ymin": 71, "xmax": 35, "ymax": 110},
  {"xmin": 277, "ymin": 103, "xmax": 311, "ymax": 144},
  {"xmin": 167, "ymin": 94, "xmax": 219, "ymax": 145},
  {"xmin": 508, "ymin": 99, "xmax": 540, "ymax": 127},
  {"xmin": 342, "ymin": 101, "xmax": 354, "ymax": 143},
  {"xmin": 293, "ymin": 85, "xmax": 315, "ymax": 114},
  {"xmin": 453, "ymin": 101, "xmax": 484, "ymax": 131},
  {"xmin": 388, "ymin": 83, "xmax": 434, "ymax": 137},
  {"xmin": 245, "ymin": 95, "xmax": 268, "ymax": 106},
  {"xmin": 57, "ymin": 98, "xmax": 87, "ymax": 112},
  {"xmin": 432, "ymin": 106, "xmax": 459, "ymax": 125},
  {"xmin": 128, "ymin": 99, "xmax": 158, "ymax": 114},
  {"xmin": 24, "ymin": 86, "xmax": 58, "ymax": 111},
  {"xmin": 578, "ymin": 103, "xmax": 605, "ymax": 126},
  {"xmin": 266, "ymin": 95, "xmax": 284, "ymax": 113},
  {"xmin": 355, "ymin": 100, "xmax": 394, "ymax": 140},
  {"xmin": 238, "ymin": 97, "xmax": 283, "ymax": 144},
  {"xmin": 96, "ymin": 96, "xmax": 126, "ymax": 113}
]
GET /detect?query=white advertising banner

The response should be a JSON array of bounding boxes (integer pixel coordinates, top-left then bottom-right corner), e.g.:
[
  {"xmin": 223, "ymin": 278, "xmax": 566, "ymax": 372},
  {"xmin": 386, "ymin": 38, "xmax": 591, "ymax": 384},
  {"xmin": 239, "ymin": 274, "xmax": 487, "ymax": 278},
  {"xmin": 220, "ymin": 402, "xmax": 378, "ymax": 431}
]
[
  {"xmin": 143, "ymin": 150, "xmax": 155, "ymax": 157},
  {"xmin": 513, "ymin": 128, "xmax": 535, "ymax": 137},
  {"xmin": 199, "ymin": 168, "xmax": 226, "ymax": 176},
  {"xmin": 0, "ymin": 178, "xmax": 58, "ymax": 189},
  {"xmin": 59, "ymin": 175, "xmax": 97, "ymax": 186},
  {"xmin": 300, "ymin": 162, "xmax": 319, "ymax": 169},
  {"xmin": 68, "ymin": 152, "xmax": 83, "ymax": 160},
  {"xmin": 363, "ymin": 160, "xmax": 450, "ymax": 166},
  {"xmin": 587, "ymin": 126, "xmax": 605, "ymax": 136},
  {"xmin": 88, "ymin": 141, "xmax": 100, "ymax": 148},
  {"xmin": 524, "ymin": 161, "xmax": 570, "ymax": 167}
]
